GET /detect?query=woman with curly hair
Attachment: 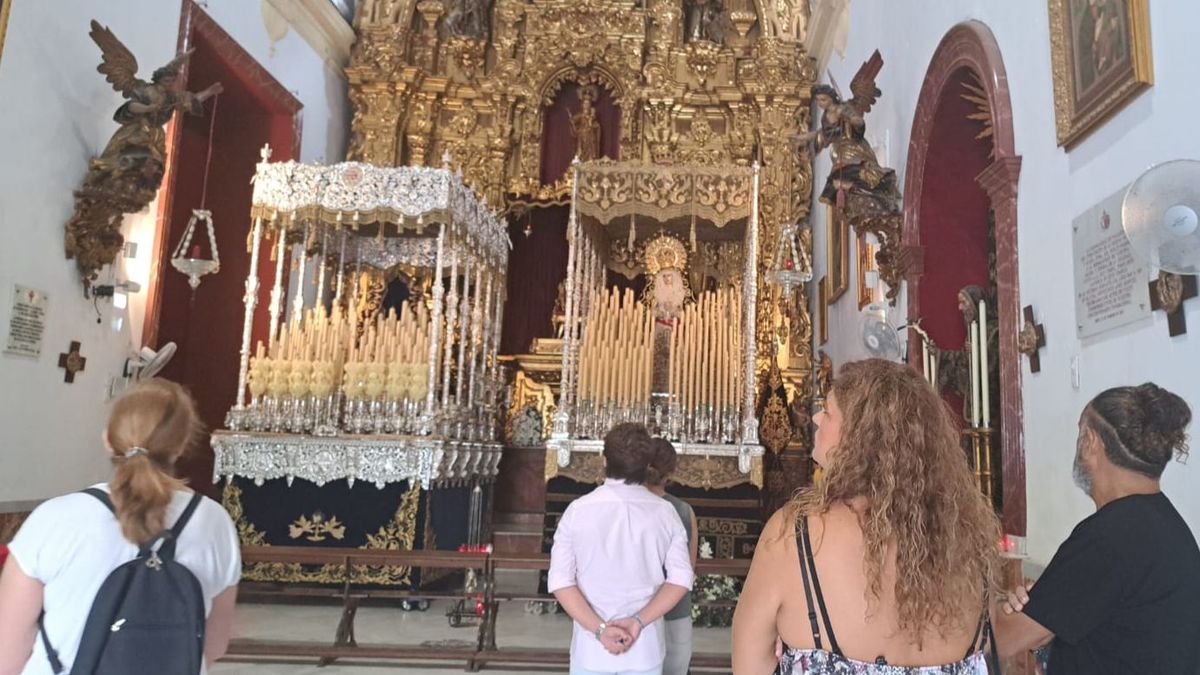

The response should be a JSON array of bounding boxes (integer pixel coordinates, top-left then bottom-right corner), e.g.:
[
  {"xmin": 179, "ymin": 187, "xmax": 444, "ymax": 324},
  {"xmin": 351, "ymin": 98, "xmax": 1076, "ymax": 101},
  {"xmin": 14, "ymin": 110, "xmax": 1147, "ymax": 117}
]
[{"xmin": 732, "ymin": 358, "xmax": 1001, "ymax": 674}]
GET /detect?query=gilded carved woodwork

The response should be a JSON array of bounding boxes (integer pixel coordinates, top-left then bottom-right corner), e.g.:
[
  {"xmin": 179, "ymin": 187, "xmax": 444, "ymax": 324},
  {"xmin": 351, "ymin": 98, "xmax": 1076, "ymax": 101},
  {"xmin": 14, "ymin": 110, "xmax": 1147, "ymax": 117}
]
[
  {"xmin": 347, "ymin": 0, "xmax": 815, "ymax": 449},
  {"xmin": 545, "ymin": 447, "xmax": 764, "ymax": 490}
]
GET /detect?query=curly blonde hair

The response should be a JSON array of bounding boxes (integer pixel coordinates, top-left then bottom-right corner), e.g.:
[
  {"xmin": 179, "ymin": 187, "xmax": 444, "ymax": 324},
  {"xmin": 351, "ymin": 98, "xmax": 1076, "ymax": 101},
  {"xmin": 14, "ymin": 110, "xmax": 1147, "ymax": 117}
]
[{"xmin": 792, "ymin": 358, "xmax": 1001, "ymax": 641}]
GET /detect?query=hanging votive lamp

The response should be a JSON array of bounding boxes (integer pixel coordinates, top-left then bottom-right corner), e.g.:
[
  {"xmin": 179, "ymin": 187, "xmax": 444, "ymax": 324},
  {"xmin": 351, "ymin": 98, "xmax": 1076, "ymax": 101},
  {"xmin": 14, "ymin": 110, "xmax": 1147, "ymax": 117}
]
[
  {"xmin": 170, "ymin": 92, "xmax": 222, "ymax": 293},
  {"xmin": 170, "ymin": 208, "xmax": 221, "ymax": 290},
  {"xmin": 768, "ymin": 221, "xmax": 813, "ymax": 296}
]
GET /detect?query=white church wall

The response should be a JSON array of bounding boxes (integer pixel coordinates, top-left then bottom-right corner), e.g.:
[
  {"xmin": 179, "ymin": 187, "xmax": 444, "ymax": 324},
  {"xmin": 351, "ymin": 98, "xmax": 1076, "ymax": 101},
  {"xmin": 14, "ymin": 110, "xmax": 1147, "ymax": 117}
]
[
  {"xmin": 0, "ymin": 1, "xmax": 348, "ymax": 507},
  {"xmin": 811, "ymin": 0, "xmax": 1200, "ymax": 566}
]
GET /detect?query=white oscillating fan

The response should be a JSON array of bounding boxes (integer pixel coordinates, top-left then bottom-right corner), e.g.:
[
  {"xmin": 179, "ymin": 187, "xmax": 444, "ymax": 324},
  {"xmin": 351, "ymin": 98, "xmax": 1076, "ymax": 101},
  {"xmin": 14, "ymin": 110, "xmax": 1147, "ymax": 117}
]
[
  {"xmin": 123, "ymin": 342, "xmax": 177, "ymax": 382},
  {"xmin": 860, "ymin": 303, "xmax": 902, "ymax": 360},
  {"xmin": 1122, "ymin": 159, "xmax": 1200, "ymax": 275}
]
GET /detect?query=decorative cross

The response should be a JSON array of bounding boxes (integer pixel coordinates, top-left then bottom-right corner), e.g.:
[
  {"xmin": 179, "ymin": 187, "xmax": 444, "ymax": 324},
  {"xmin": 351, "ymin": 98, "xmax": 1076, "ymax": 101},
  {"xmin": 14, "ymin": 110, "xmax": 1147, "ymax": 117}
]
[
  {"xmin": 1017, "ymin": 305, "xmax": 1046, "ymax": 373},
  {"xmin": 1149, "ymin": 272, "xmax": 1198, "ymax": 337},
  {"xmin": 57, "ymin": 341, "xmax": 87, "ymax": 383}
]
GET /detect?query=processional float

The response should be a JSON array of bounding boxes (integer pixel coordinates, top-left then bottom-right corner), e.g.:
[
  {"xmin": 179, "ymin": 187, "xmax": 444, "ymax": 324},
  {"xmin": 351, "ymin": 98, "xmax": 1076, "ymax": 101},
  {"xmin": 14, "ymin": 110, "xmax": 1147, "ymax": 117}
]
[
  {"xmin": 210, "ymin": 149, "xmax": 507, "ymax": 583},
  {"xmin": 546, "ymin": 160, "xmax": 765, "ymax": 483},
  {"xmin": 216, "ymin": 149, "xmax": 508, "ymax": 488}
]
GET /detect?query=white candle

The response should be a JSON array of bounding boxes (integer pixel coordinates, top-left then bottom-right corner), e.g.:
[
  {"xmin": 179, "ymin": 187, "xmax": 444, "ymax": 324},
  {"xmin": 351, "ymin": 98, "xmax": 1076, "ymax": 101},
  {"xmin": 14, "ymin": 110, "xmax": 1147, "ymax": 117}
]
[
  {"xmin": 969, "ymin": 321, "xmax": 981, "ymax": 428},
  {"xmin": 922, "ymin": 339, "xmax": 931, "ymax": 383},
  {"xmin": 931, "ymin": 351, "xmax": 938, "ymax": 391},
  {"xmin": 979, "ymin": 299, "xmax": 990, "ymax": 429}
]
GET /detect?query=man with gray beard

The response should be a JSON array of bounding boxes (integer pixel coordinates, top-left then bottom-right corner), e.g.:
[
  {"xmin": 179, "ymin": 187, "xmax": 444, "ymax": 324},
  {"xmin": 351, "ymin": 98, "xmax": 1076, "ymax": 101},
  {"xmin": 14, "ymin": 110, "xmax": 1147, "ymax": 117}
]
[{"xmin": 994, "ymin": 384, "xmax": 1200, "ymax": 674}]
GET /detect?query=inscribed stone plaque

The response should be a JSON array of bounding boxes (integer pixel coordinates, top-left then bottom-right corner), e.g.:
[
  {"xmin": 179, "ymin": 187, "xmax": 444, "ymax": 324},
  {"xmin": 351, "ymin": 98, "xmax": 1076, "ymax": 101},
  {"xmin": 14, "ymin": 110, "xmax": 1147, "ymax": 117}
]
[
  {"xmin": 1073, "ymin": 187, "xmax": 1151, "ymax": 338},
  {"xmin": 5, "ymin": 284, "xmax": 49, "ymax": 357}
]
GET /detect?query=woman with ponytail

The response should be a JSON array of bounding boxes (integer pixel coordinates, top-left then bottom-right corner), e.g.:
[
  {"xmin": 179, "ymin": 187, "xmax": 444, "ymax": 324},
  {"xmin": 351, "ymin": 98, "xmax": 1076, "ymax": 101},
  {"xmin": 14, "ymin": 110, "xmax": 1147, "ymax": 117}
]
[{"xmin": 0, "ymin": 379, "xmax": 241, "ymax": 675}]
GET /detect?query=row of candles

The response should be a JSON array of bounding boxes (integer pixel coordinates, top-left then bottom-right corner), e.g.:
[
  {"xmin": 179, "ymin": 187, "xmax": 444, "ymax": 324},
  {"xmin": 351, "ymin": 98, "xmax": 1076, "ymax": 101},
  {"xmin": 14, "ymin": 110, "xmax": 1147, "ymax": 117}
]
[
  {"xmin": 668, "ymin": 286, "xmax": 743, "ymax": 414},
  {"xmin": 576, "ymin": 287, "xmax": 654, "ymax": 406},
  {"xmin": 237, "ymin": 303, "xmax": 436, "ymax": 434},
  {"xmin": 918, "ymin": 297, "xmax": 991, "ymax": 429},
  {"xmin": 570, "ymin": 285, "xmax": 744, "ymax": 443}
]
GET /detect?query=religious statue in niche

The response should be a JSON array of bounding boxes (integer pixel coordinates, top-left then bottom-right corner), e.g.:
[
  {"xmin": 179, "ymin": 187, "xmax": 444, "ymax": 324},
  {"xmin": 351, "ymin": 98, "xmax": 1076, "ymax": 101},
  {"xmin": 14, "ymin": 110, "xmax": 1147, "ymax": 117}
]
[
  {"xmin": 933, "ymin": 285, "xmax": 1000, "ymax": 425},
  {"xmin": 569, "ymin": 86, "xmax": 601, "ymax": 162},
  {"xmin": 64, "ymin": 21, "xmax": 222, "ymax": 293},
  {"xmin": 443, "ymin": 0, "xmax": 490, "ymax": 39},
  {"xmin": 684, "ymin": 0, "xmax": 726, "ymax": 44}
]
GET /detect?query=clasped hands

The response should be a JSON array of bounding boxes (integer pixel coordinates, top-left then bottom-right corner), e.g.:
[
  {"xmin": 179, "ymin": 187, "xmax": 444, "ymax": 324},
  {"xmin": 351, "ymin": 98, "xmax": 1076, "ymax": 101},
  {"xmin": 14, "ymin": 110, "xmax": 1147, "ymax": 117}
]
[
  {"xmin": 598, "ymin": 616, "xmax": 644, "ymax": 655},
  {"xmin": 1002, "ymin": 580, "xmax": 1035, "ymax": 615}
]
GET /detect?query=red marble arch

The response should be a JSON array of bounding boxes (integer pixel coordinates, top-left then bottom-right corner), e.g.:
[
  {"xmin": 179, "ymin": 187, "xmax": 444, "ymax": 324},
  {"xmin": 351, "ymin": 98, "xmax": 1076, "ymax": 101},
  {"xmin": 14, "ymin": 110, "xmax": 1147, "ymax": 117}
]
[{"xmin": 902, "ymin": 21, "xmax": 1026, "ymax": 535}]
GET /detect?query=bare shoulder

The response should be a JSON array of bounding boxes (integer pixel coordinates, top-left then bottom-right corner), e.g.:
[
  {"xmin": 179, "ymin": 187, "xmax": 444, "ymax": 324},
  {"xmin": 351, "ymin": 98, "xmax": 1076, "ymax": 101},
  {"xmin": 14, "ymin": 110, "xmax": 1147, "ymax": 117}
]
[
  {"xmin": 803, "ymin": 502, "xmax": 863, "ymax": 555},
  {"xmin": 757, "ymin": 505, "xmax": 799, "ymax": 557}
]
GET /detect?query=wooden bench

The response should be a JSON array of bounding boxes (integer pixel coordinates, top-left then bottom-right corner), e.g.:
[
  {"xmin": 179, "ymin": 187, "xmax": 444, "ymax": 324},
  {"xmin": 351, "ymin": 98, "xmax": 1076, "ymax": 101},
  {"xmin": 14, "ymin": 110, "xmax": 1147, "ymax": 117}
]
[{"xmin": 226, "ymin": 546, "xmax": 751, "ymax": 672}]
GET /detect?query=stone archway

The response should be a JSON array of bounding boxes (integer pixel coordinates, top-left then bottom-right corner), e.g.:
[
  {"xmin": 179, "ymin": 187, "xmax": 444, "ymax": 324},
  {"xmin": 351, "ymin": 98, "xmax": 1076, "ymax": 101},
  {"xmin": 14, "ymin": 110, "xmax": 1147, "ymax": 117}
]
[{"xmin": 902, "ymin": 21, "xmax": 1025, "ymax": 535}]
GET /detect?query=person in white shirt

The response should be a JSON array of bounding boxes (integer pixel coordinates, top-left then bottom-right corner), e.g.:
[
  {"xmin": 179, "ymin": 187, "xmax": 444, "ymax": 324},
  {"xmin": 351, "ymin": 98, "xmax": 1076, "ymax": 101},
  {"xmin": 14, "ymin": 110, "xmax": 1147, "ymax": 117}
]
[
  {"xmin": 0, "ymin": 379, "xmax": 241, "ymax": 675},
  {"xmin": 548, "ymin": 423, "xmax": 695, "ymax": 675}
]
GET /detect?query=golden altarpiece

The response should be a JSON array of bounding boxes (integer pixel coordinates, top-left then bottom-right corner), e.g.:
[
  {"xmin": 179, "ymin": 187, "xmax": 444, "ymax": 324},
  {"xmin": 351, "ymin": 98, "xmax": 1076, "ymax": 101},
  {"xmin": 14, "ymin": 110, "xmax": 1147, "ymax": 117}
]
[{"xmin": 346, "ymin": 0, "xmax": 819, "ymax": 546}]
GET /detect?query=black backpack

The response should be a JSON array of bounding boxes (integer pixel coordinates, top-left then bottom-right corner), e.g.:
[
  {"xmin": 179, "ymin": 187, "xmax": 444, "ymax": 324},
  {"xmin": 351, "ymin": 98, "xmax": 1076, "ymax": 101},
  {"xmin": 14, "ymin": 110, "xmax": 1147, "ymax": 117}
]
[{"xmin": 38, "ymin": 488, "xmax": 207, "ymax": 674}]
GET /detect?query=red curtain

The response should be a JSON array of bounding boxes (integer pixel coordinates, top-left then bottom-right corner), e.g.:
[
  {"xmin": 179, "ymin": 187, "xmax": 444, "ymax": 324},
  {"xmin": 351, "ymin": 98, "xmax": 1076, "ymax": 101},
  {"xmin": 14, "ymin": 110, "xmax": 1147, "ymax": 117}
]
[{"xmin": 500, "ymin": 206, "xmax": 569, "ymax": 354}]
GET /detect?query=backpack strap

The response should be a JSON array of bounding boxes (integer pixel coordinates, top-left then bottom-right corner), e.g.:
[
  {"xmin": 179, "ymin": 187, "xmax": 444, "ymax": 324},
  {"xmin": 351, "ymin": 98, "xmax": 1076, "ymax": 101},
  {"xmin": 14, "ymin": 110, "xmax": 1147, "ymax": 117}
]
[
  {"xmin": 37, "ymin": 488, "xmax": 116, "ymax": 672},
  {"xmin": 141, "ymin": 492, "xmax": 204, "ymax": 560},
  {"xmin": 82, "ymin": 487, "xmax": 115, "ymax": 514},
  {"xmin": 37, "ymin": 611, "xmax": 65, "ymax": 674}
]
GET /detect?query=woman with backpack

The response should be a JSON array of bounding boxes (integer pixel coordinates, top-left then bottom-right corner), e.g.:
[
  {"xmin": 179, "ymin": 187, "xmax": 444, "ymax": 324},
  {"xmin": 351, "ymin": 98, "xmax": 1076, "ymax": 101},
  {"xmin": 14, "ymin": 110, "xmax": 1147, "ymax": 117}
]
[{"xmin": 0, "ymin": 379, "xmax": 241, "ymax": 675}]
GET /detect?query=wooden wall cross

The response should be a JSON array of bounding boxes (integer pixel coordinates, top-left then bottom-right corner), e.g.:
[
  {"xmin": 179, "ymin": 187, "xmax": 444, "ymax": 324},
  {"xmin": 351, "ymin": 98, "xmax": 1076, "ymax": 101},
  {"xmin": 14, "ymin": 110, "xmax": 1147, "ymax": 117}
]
[
  {"xmin": 1017, "ymin": 305, "xmax": 1046, "ymax": 373},
  {"xmin": 57, "ymin": 341, "xmax": 87, "ymax": 383},
  {"xmin": 1149, "ymin": 272, "xmax": 1197, "ymax": 337}
]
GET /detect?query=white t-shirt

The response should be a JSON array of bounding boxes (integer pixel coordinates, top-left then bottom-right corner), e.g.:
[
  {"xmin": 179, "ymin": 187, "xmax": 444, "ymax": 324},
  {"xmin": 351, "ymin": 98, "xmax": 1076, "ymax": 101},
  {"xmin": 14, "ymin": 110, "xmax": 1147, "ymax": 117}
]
[{"xmin": 8, "ymin": 484, "xmax": 241, "ymax": 675}]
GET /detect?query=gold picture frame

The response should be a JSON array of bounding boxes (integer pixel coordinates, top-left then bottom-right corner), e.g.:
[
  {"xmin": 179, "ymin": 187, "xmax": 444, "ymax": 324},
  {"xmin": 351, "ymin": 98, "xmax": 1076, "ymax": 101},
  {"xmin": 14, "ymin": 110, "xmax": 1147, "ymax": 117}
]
[
  {"xmin": 817, "ymin": 276, "xmax": 829, "ymax": 346},
  {"xmin": 0, "ymin": 0, "xmax": 12, "ymax": 67},
  {"xmin": 1048, "ymin": 0, "xmax": 1153, "ymax": 148},
  {"xmin": 826, "ymin": 205, "xmax": 849, "ymax": 302},
  {"xmin": 856, "ymin": 231, "xmax": 876, "ymax": 310}
]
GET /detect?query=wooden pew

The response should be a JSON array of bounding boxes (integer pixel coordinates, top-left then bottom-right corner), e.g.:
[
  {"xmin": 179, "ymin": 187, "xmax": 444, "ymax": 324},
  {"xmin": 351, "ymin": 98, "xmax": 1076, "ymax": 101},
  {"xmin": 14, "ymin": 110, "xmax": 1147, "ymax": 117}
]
[{"xmin": 226, "ymin": 546, "xmax": 751, "ymax": 672}]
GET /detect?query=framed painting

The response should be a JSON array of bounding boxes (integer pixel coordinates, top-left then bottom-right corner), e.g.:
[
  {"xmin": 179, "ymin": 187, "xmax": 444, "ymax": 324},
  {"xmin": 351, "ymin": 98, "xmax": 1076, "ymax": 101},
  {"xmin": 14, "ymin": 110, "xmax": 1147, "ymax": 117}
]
[
  {"xmin": 0, "ymin": 0, "xmax": 12, "ymax": 67},
  {"xmin": 817, "ymin": 276, "xmax": 828, "ymax": 346},
  {"xmin": 856, "ymin": 231, "xmax": 876, "ymax": 310},
  {"xmin": 826, "ymin": 205, "xmax": 849, "ymax": 302},
  {"xmin": 1048, "ymin": 0, "xmax": 1153, "ymax": 148}
]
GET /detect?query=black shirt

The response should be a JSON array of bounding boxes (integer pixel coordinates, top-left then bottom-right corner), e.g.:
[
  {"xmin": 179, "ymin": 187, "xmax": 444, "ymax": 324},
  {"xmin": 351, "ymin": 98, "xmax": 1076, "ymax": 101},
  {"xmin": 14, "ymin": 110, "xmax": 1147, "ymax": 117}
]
[{"xmin": 1023, "ymin": 492, "xmax": 1200, "ymax": 675}]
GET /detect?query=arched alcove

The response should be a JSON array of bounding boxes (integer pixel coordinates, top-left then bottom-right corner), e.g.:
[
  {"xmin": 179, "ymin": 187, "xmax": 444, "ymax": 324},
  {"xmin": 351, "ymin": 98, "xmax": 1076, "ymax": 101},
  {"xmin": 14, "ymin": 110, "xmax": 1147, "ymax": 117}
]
[{"xmin": 903, "ymin": 21, "xmax": 1026, "ymax": 535}]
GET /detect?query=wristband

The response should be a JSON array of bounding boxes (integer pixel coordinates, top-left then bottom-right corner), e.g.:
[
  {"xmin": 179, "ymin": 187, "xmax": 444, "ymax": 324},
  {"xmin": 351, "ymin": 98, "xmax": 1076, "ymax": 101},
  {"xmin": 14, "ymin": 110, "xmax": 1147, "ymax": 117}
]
[
  {"xmin": 634, "ymin": 613, "xmax": 646, "ymax": 629},
  {"xmin": 595, "ymin": 621, "xmax": 607, "ymax": 641}
]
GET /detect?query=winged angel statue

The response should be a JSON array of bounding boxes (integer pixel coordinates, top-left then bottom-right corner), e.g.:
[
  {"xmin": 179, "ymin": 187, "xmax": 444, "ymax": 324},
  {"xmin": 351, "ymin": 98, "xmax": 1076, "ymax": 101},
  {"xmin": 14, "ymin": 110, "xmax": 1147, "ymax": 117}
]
[
  {"xmin": 64, "ymin": 20, "xmax": 222, "ymax": 291},
  {"xmin": 793, "ymin": 50, "xmax": 899, "ymax": 218}
]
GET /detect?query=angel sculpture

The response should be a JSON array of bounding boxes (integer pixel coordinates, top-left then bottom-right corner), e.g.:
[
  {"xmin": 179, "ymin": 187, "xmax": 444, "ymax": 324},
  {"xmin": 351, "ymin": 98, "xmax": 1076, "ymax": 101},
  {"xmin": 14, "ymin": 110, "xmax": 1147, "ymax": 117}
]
[
  {"xmin": 793, "ymin": 50, "xmax": 899, "ymax": 218},
  {"xmin": 64, "ymin": 20, "xmax": 222, "ymax": 291}
]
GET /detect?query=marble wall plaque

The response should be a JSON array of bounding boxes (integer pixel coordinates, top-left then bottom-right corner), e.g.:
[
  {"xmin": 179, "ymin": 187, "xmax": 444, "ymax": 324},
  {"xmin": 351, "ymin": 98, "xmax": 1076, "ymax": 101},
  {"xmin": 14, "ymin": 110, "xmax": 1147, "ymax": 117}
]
[{"xmin": 1073, "ymin": 187, "xmax": 1151, "ymax": 338}]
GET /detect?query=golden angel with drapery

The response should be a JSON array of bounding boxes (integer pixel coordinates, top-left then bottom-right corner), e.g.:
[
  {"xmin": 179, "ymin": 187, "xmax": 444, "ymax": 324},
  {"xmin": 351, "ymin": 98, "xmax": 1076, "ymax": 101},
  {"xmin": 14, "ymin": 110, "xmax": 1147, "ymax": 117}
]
[{"xmin": 65, "ymin": 20, "xmax": 222, "ymax": 290}]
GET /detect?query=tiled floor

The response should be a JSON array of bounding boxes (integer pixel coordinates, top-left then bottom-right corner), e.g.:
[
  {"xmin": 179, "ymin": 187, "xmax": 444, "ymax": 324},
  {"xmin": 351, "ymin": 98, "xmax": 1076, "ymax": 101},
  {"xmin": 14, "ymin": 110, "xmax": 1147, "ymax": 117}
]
[{"xmin": 212, "ymin": 600, "xmax": 732, "ymax": 674}]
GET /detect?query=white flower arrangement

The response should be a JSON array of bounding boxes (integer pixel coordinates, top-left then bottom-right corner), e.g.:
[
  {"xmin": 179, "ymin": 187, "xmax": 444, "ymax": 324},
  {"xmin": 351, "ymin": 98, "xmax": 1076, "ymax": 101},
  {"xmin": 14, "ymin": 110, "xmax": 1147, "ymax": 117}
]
[{"xmin": 690, "ymin": 537, "xmax": 743, "ymax": 626}]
